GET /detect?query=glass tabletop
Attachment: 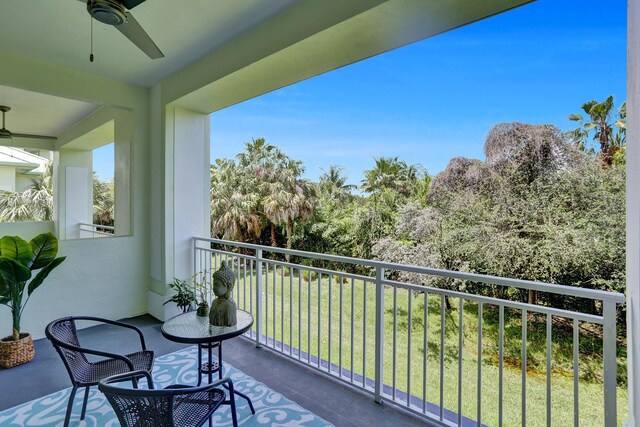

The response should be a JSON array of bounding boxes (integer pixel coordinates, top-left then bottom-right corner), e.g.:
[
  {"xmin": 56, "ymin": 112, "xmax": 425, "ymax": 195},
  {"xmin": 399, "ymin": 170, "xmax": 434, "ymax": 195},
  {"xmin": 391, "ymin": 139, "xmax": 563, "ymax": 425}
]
[{"xmin": 161, "ymin": 309, "xmax": 253, "ymax": 344}]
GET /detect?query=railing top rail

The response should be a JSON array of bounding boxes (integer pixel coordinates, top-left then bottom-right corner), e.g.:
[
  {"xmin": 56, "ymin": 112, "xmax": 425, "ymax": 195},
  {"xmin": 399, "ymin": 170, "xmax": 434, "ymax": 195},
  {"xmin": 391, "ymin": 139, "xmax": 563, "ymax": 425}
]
[
  {"xmin": 79, "ymin": 223, "xmax": 115, "ymax": 231},
  {"xmin": 194, "ymin": 237, "xmax": 625, "ymax": 304}
]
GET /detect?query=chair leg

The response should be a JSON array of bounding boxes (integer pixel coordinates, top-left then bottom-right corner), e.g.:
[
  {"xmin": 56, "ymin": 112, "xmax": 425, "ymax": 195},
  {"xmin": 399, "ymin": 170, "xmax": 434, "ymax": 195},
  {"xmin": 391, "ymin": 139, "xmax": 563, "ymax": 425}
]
[
  {"xmin": 229, "ymin": 382, "xmax": 239, "ymax": 427},
  {"xmin": 64, "ymin": 385, "xmax": 78, "ymax": 427},
  {"xmin": 197, "ymin": 344, "xmax": 203, "ymax": 386},
  {"xmin": 132, "ymin": 377, "xmax": 139, "ymax": 389},
  {"xmin": 218, "ymin": 342, "xmax": 223, "ymax": 380},
  {"xmin": 80, "ymin": 386, "xmax": 90, "ymax": 420}
]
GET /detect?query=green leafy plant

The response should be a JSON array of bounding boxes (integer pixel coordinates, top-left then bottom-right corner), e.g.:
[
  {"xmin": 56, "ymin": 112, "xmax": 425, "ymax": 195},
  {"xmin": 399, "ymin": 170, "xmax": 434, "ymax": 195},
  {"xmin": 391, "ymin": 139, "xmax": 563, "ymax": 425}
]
[
  {"xmin": 0, "ymin": 232, "xmax": 66, "ymax": 341},
  {"xmin": 163, "ymin": 278, "xmax": 196, "ymax": 313}
]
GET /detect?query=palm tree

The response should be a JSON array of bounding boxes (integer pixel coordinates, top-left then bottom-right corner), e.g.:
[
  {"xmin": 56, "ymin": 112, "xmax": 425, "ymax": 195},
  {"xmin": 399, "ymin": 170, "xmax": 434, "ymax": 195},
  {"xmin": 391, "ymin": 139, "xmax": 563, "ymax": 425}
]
[
  {"xmin": 319, "ymin": 165, "xmax": 356, "ymax": 201},
  {"xmin": 568, "ymin": 96, "xmax": 626, "ymax": 166},
  {"xmin": 0, "ymin": 161, "xmax": 53, "ymax": 222},
  {"xmin": 210, "ymin": 159, "xmax": 263, "ymax": 242},
  {"xmin": 93, "ymin": 173, "xmax": 114, "ymax": 225},
  {"xmin": 259, "ymin": 154, "xmax": 315, "ymax": 250},
  {"xmin": 361, "ymin": 156, "xmax": 413, "ymax": 195}
]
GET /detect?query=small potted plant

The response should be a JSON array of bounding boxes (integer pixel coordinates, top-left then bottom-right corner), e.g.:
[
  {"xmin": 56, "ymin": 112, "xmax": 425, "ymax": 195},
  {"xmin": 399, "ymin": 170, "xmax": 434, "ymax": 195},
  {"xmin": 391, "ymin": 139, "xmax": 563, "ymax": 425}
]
[
  {"xmin": 163, "ymin": 278, "xmax": 196, "ymax": 313},
  {"xmin": 195, "ymin": 279, "xmax": 209, "ymax": 317},
  {"xmin": 0, "ymin": 233, "xmax": 66, "ymax": 368}
]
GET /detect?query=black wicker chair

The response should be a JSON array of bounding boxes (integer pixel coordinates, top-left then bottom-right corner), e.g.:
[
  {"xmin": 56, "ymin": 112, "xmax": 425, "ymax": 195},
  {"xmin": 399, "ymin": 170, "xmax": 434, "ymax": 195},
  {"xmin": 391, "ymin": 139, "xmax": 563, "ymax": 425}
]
[
  {"xmin": 45, "ymin": 316, "xmax": 155, "ymax": 427},
  {"xmin": 99, "ymin": 370, "xmax": 238, "ymax": 427}
]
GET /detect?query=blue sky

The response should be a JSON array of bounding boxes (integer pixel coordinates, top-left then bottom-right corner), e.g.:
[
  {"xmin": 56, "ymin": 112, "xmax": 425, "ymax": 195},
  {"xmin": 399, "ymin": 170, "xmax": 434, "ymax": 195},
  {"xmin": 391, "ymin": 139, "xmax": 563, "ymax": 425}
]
[{"xmin": 209, "ymin": 0, "xmax": 626, "ymax": 185}]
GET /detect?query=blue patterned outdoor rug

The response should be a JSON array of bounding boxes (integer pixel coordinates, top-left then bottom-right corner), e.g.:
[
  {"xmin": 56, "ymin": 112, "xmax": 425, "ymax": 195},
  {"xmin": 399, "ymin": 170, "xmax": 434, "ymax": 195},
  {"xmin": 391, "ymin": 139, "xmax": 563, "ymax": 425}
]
[{"xmin": 0, "ymin": 346, "xmax": 333, "ymax": 426}]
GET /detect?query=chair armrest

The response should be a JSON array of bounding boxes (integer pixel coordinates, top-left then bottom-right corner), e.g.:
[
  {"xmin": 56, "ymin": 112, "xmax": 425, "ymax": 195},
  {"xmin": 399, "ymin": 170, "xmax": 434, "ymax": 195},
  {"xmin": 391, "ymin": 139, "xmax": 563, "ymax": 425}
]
[
  {"xmin": 99, "ymin": 370, "xmax": 155, "ymax": 391},
  {"xmin": 71, "ymin": 316, "xmax": 148, "ymax": 350},
  {"xmin": 53, "ymin": 340, "xmax": 136, "ymax": 371}
]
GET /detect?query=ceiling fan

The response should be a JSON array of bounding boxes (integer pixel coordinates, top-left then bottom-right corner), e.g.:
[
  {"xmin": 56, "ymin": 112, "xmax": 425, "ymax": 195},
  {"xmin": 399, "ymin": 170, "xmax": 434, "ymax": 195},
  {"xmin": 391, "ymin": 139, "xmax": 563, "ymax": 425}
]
[
  {"xmin": 0, "ymin": 106, "xmax": 57, "ymax": 142},
  {"xmin": 82, "ymin": 0, "xmax": 164, "ymax": 59}
]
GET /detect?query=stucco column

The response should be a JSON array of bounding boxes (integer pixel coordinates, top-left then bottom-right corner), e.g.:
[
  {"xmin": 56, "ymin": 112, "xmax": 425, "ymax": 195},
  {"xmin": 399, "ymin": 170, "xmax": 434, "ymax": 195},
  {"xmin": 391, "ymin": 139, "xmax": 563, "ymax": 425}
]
[
  {"xmin": 114, "ymin": 111, "xmax": 132, "ymax": 236},
  {"xmin": 627, "ymin": 1, "xmax": 640, "ymax": 425},
  {"xmin": 148, "ymin": 105, "xmax": 210, "ymax": 320},
  {"xmin": 170, "ymin": 106, "xmax": 211, "ymax": 280}
]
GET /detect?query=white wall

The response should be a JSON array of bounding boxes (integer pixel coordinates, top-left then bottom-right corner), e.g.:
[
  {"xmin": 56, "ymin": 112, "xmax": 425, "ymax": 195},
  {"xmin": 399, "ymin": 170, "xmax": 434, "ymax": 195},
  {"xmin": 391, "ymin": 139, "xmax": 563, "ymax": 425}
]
[
  {"xmin": 0, "ymin": 166, "xmax": 16, "ymax": 192},
  {"xmin": 0, "ymin": 221, "xmax": 55, "ymax": 240},
  {"xmin": 0, "ymin": 52, "xmax": 150, "ymax": 340},
  {"xmin": 15, "ymin": 173, "xmax": 32, "ymax": 192}
]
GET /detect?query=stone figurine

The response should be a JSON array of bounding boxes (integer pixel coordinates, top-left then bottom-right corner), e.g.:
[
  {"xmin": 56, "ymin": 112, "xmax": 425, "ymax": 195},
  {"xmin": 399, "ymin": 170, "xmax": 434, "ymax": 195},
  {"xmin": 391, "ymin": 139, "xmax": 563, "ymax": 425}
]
[{"xmin": 209, "ymin": 261, "xmax": 237, "ymax": 326}]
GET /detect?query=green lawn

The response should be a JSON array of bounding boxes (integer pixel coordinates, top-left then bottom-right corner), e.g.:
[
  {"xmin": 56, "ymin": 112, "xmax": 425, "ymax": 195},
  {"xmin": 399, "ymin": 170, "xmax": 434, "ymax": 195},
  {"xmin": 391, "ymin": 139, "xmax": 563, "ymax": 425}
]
[{"xmin": 219, "ymin": 257, "xmax": 627, "ymax": 426}]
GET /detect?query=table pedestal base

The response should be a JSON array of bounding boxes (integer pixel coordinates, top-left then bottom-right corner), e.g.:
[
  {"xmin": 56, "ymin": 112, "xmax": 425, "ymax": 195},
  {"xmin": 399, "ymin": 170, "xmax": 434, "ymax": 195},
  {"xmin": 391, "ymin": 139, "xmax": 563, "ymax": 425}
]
[{"xmin": 197, "ymin": 342, "xmax": 256, "ymax": 415}]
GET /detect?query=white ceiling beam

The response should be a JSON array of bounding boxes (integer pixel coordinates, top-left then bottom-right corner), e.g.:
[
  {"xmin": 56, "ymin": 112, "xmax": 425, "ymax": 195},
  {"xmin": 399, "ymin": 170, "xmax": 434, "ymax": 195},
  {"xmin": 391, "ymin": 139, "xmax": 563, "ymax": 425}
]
[{"xmin": 166, "ymin": 0, "xmax": 533, "ymax": 114}]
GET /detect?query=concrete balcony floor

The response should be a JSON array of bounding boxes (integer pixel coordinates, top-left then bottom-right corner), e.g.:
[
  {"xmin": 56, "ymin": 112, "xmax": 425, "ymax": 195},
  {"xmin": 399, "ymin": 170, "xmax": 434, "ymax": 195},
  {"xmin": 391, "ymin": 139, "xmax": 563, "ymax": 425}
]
[{"xmin": 0, "ymin": 315, "xmax": 426, "ymax": 427}]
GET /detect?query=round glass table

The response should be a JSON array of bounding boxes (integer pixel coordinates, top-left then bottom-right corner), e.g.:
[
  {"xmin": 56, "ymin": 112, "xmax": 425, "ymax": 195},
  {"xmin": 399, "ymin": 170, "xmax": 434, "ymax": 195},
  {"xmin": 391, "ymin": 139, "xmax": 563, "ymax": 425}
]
[{"xmin": 161, "ymin": 309, "xmax": 255, "ymax": 414}]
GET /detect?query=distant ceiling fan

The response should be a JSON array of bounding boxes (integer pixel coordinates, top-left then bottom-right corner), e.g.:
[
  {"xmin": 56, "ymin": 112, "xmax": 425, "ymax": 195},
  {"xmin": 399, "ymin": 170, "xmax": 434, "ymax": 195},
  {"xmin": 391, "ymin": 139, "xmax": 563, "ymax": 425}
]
[
  {"xmin": 81, "ymin": 0, "xmax": 164, "ymax": 59},
  {"xmin": 0, "ymin": 106, "xmax": 57, "ymax": 142}
]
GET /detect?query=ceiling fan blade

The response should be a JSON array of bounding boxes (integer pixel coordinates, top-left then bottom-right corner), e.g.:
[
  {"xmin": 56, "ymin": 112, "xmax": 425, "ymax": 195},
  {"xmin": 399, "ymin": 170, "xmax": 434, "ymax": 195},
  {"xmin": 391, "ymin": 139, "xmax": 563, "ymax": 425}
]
[
  {"xmin": 121, "ymin": 0, "xmax": 146, "ymax": 10},
  {"xmin": 116, "ymin": 12, "xmax": 164, "ymax": 59},
  {"xmin": 12, "ymin": 133, "xmax": 58, "ymax": 141}
]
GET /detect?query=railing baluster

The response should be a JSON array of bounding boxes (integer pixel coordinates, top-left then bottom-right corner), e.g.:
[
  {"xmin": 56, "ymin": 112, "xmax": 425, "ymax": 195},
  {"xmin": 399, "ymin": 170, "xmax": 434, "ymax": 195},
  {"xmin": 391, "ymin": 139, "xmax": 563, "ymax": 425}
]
[
  {"xmin": 458, "ymin": 298, "xmax": 463, "ymax": 426},
  {"xmin": 363, "ymin": 280, "xmax": 367, "ymax": 389},
  {"xmin": 237, "ymin": 257, "xmax": 241, "ymax": 303},
  {"xmin": 265, "ymin": 262, "xmax": 269, "ymax": 346},
  {"xmin": 192, "ymin": 240, "xmax": 197, "ymax": 302},
  {"xmin": 522, "ymin": 309, "xmax": 527, "ymax": 427},
  {"xmin": 250, "ymin": 258, "xmax": 253, "ymax": 328},
  {"xmin": 243, "ymin": 258, "xmax": 247, "ymax": 311},
  {"xmin": 290, "ymin": 266, "xmax": 293, "ymax": 356},
  {"xmin": 374, "ymin": 268, "xmax": 385, "ymax": 403},
  {"xmin": 407, "ymin": 290, "xmax": 413, "ymax": 408},
  {"xmin": 339, "ymin": 276, "xmax": 344, "ymax": 378},
  {"xmin": 255, "ymin": 250, "xmax": 262, "ymax": 348},
  {"xmin": 281, "ymin": 265, "xmax": 284, "ymax": 351},
  {"xmin": 423, "ymin": 291, "xmax": 428, "ymax": 414},
  {"xmin": 393, "ymin": 285, "xmax": 398, "ymax": 400},
  {"xmin": 329, "ymin": 273, "xmax": 333, "ymax": 373},
  {"xmin": 499, "ymin": 305, "xmax": 504, "ymax": 427},
  {"xmin": 440, "ymin": 294, "xmax": 445, "ymax": 422},
  {"xmin": 573, "ymin": 318, "xmax": 579, "ymax": 427},
  {"xmin": 546, "ymin": 313, "xmax": 552, "ymax": 427},
  {"xmin": 298, "ymin": 268, "xmax": 302, "ymax": 359},
  {"xmin": 603, "ymin": 301, "xmax": 617, "ymax": 427},
  {"xmin": 205, "ymin": 250, "xmax": 209, "ymax": 303},
  {"xmin": 308, "ymin": 269, "xmax": 311, "ymax": 364},
  {"xmin": 273, "ymin": 263, "xmax": 276, "ymax": 349},
  {"xmin": 318, "ymin": 272, "xmax": 322, "ymax": 368},
  {"xmin": 351, "ymin": 277, "xmax": 355, "ymax": 383},
  {"xmin": 477, "ymin": 302, "xmax": 483, "ymax": 427}
]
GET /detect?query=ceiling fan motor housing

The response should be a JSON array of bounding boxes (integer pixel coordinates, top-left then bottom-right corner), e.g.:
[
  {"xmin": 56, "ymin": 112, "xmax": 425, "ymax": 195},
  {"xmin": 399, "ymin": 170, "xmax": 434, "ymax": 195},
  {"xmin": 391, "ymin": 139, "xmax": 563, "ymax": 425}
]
[{"xmin": 87, "ymin": 0, "xmax": 128, "ymax": 25}]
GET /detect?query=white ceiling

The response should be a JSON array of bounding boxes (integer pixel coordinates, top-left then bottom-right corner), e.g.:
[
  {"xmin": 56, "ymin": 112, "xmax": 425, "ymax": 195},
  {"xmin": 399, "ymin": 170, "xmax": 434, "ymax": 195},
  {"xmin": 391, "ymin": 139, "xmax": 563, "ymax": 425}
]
[
  {"xmin": 0, "ymin": 0, "xmax": 302, "ymax": 87},
  {"xmin": 0, "ymin": 85, "xmax": 99, "ymax": 137}
]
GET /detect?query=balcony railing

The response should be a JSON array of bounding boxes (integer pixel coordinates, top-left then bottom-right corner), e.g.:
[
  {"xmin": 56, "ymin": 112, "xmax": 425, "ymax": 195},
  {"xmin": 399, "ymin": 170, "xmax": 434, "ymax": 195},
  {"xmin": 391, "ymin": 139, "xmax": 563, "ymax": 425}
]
[
  {"xmin": 79, "ymin": 223, "xmax": 115, "ymax": 238},
  {"xmin": 193, "ymin": 237, "xmax": 625, "ymax": 426}
]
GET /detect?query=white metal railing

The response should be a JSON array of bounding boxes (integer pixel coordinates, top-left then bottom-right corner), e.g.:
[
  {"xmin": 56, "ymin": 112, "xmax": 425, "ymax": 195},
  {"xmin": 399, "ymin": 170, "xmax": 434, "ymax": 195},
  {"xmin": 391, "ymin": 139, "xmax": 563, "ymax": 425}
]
[
  {"xmin": 78, "ymin": 223, "xmax": 115, "ymax": 238},
  {"xmin": 193, "ymin": 237, "xmax": 625, "ymax": 427}
]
